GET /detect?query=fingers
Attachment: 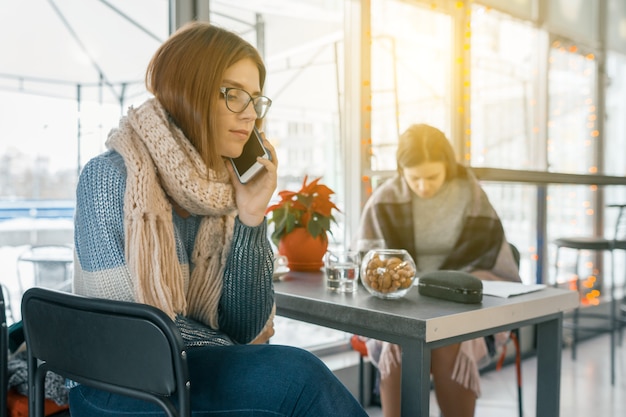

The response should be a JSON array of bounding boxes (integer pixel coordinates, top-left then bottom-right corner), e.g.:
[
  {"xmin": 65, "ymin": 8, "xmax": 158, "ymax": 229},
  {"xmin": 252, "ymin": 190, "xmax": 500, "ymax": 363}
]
[{"xmin": 259, "ymin": 131, "xmax": 278, "ymax": 169}]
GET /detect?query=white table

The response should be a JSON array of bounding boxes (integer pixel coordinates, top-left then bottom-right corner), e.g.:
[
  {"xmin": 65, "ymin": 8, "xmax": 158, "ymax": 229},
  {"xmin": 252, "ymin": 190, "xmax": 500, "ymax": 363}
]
[
  {"xmin": 17, "ymin": 245, "xmax": 73, "ymax": 292},
  {"xmin": 273, "ymin": 272, "xmax": 579, "ymax": 417}
]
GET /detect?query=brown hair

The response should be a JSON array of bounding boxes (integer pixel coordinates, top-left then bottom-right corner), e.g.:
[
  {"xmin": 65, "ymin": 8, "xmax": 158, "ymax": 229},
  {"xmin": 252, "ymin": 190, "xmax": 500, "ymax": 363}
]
[
  {"xmin": 146, "ymin": 21, "xmax": 266, "ymax": 170},
  {"xmin": 396, "ymin": 124, "xmax": 458, "ymax": 179}
]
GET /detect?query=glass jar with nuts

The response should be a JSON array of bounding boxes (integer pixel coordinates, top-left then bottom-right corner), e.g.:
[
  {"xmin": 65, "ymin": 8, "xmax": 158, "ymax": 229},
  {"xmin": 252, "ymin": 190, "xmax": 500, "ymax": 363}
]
[{"xmin": 360, "ymin": 249, "xmax": 417, "ymax": 299}]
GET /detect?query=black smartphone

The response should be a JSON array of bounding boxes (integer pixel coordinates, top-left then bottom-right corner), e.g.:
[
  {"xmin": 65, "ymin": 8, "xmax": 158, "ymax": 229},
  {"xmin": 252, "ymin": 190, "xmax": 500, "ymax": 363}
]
[{"xmin": 229, "ymin": 127, "xmax": 271, "ymax": 184}]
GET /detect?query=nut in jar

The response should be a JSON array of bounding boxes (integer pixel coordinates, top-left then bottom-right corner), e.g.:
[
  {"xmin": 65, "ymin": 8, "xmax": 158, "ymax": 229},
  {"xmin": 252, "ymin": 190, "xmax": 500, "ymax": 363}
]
[{"xmin": 360, "ymin": 249, "xmax": 416, "ymax": 299}]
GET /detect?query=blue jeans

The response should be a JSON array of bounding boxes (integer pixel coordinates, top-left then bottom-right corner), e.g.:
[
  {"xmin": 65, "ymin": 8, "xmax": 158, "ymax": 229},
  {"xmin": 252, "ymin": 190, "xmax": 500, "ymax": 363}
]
[{"xmin": 69, "ymin": 344, "xmax": 367, "ymax": 416}]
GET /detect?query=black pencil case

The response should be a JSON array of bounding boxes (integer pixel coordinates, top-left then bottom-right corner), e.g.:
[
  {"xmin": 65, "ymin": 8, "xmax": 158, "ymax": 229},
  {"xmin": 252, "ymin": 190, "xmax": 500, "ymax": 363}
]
[{"xmin": 417, "ymin": 270, "xmax": 483, "ymax": 304}]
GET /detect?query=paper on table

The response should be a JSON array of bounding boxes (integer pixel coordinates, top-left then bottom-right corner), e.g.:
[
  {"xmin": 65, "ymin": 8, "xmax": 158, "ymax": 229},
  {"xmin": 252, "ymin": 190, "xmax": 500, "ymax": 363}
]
[{"xmin": 482, "ymin": 281, "xmax": 546, "ymax": 298}]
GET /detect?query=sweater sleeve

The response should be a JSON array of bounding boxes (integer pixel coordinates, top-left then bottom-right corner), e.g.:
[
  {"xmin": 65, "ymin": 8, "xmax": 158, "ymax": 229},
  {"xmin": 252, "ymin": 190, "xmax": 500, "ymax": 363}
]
[
  {"xmin": 73, "ymin": 151, "xmax": 135, "ymax": 301},
  {"xmin": 219, "ymin": 217, "xmax": 275, "ymax": 344}
]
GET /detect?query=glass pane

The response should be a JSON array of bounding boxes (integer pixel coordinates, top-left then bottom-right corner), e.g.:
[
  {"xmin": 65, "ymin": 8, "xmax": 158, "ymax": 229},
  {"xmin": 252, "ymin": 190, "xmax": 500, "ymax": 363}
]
[
  {"xmin": 470, "ymin": 6, "xmax": 540, "ymax": 169},
  {"xmin": 0, "ymin": 1, "xmax": 168, "ymax": 321},
  {"xmin": 0, "ymin": 93, "xmax": 78, "ymax": 200},
  {"xmin": 370, "ymin": 0, "xmax": 452, "ymax": 171},
  {"xmin": 608, "ymin": 0, "xmax": 626, "ymax": 54},
  {"xmin": 604, "ymin": 52, "xmax": 626, "ymax": 289},
  {"xmin": 469, "ymin": 6, "xmax": 542, "ymax": 285},
  {"xmin": 478, "ymin": 0, "xmax": 536, "ymax": 21},
  {"xmin": 547, "ymin": 42, "xmax": 597, "ymax": 174},
  {"xmin": 482, "ymin": 183, "xmax": 538, "ymax": 284},
  {"xmin": 547, "ymin": 0, "xmax": 597, "ymax": 44},
  {"xmin": 605, "ymin": 52, "xmax": 626, "ymax": 176}
]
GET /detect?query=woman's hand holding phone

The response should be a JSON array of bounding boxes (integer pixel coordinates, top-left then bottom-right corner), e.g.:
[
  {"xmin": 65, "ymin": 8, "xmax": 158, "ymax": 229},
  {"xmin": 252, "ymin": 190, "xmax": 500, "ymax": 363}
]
[{"xmin": 226, "ymin": 129, "xmax": 278, "ymax": 227}]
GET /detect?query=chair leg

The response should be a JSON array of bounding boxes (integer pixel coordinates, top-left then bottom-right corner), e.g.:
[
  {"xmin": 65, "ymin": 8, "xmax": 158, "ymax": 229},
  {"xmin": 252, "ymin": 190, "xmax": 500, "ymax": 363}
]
[
  {"xmin": 621, "ymin": 253, "xmax": 626, "ymax": 345},
  {"xmin": 609, "ymin": 250, "xmax": 616, "ymax": 386},
  {"xmin": 495, "ymin": 329, "xmax": 523, "ymax": 417},
  {"xmin": 620, "ymin": 259, "xmax": 626, "ymax": 345},
  {"xmin": 511, "ymin": 329, "xmax": 523, "ymax": 417},
  {"xmin": 572, "ymin": 250, "xmax": 582, "ymax": 361},
  {"xmin": 553, "ymin": 247, "xmax": 561, "ymax": 288},
  {"xmin": 610, "ymin": 303, "xmax": 616, "ymax": 386},
  {"xmin": 620, "ymin": 303, "xmax": 624, "ymax": 343},
  {"xmin": 358, "ymin": 354, "xmax": 365, "ymax": 406}
]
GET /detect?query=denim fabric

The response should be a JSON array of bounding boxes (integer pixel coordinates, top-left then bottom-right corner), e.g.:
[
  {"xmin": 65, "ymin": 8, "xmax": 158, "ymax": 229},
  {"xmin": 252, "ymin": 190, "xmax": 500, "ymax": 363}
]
[{"xmin": 69, "ymin": 344, "xmax": 367, "ymax": 417}]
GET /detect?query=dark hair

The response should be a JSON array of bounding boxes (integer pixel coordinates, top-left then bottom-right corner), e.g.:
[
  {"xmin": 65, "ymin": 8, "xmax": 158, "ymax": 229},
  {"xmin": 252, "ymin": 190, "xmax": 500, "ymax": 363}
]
[
  {"xmin": 146, "ymin": 21, "xmax": 266, "ymax": 171},
  {"xmin": 396, "ymin": 124, "xmax": 458, "ymax": 179}
]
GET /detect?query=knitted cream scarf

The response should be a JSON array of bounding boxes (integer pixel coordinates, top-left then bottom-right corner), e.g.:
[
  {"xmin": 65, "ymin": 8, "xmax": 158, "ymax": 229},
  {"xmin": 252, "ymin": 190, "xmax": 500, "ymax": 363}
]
[{"xmin": 106, "ymin": 98, "xmax": 236, "ymax": 329}]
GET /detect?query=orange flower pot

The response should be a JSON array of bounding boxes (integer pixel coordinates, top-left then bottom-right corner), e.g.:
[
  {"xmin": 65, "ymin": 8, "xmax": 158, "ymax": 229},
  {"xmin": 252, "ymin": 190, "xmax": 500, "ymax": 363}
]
[{"xmin": 278, "ymin": 227, "xmax": 328, "ymax": 272}]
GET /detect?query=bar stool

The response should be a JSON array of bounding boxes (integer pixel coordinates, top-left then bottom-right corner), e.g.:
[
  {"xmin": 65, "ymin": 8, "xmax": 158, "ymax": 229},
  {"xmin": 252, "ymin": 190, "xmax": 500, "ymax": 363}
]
[{"xmin": 552, "ymin": 204, "xmax": 626, "ymax": 385}]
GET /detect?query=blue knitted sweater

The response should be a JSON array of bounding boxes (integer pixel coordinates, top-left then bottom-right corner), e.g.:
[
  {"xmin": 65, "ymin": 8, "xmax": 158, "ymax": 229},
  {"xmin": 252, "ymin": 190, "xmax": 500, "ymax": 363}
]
[{"xmin": 73, "ymin": 150, "xmax": 275, "ymax": 346}]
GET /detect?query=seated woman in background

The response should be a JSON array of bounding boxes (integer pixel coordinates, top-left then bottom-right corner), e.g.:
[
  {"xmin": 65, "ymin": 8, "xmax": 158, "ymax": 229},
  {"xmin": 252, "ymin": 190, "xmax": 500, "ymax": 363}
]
[
  {"xmin": 72, "ymin": 21, "xmax": 366, "ymax": 417},
  {"xmin": 355, "ymin": 124, "xmax": 521, "ymax": 417}
]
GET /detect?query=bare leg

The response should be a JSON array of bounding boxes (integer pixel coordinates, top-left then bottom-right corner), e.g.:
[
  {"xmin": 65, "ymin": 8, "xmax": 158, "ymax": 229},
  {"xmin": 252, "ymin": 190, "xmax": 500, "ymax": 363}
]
[
  {"xmin": 379, "ymin": 357, "xmax": 401, "ymax": 417},
  {"xmin": 431, "ymin": 343, "xmax": 476, "ymax": 417},
  {"xmin": 378, "ymin": 343, "xmax": 476, "ymax": 417}
]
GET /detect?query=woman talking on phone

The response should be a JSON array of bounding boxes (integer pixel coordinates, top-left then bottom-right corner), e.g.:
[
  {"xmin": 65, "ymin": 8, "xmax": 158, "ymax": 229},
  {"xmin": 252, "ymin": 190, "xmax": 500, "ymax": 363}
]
[{"xmin": 71, "ymin": 21, "xmax": 367, "ymax": 417}]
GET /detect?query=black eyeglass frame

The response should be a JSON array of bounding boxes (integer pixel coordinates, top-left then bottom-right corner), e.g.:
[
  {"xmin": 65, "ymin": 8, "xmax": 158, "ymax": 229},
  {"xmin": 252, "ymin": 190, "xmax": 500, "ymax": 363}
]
[{"xmin": 219, "ymin": 87, "xmax": 272, "ymax": 119}]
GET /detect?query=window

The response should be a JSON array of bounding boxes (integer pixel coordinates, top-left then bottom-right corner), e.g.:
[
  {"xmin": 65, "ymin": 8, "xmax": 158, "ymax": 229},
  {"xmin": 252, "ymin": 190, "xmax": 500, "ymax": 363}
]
[
  {"xmin": 469, "ymin": 6, "xmax": 542, "ymax": 283},
  {"xmin": 370, "ymin": 0, "xmax": 453, "ymax": 171},
  {"xmin": 470, "ymin": 6, "xmax": 541, "ymax": 170}
]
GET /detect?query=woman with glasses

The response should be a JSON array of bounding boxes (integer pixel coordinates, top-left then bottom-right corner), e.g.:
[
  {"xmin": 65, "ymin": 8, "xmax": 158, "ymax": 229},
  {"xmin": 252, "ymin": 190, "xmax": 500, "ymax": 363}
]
[{"xmin": 71, "ymin": 21, "xmax": 366, "ymax": 417}]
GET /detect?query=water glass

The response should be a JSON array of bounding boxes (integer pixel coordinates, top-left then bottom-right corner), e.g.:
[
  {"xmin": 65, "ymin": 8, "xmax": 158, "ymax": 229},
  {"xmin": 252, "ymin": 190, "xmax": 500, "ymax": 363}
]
[{"xmin": 324, "ymin": 250, "xmax": 360, "ymax": 293}]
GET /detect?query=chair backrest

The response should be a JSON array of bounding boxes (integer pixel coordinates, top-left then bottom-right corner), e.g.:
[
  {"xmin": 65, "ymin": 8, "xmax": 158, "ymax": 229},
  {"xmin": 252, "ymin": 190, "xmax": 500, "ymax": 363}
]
[{"xmin": 21, "ymin": 287, "xmax": 190, "ymax": 417}]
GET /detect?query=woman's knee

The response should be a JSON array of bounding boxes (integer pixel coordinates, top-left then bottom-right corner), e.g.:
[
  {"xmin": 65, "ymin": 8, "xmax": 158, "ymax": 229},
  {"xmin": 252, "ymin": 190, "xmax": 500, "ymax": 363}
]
[
  {"xmin": 189, "ymin": 344, "xmax": 334, "ymax": 388},
  {"xmin": 431, "ymin": 343, "xmax": 461, "ymax": 373},
  {"xmin": 249, "ymin": 344, "xmax": 335, "ymax": 383}
]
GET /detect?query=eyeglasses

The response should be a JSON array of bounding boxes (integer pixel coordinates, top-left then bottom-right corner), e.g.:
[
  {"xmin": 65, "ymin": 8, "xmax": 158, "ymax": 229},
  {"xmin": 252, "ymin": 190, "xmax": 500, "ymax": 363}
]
[{"xmin": 219, "ymin": 87, "xmax": 272, "ymax": 119}]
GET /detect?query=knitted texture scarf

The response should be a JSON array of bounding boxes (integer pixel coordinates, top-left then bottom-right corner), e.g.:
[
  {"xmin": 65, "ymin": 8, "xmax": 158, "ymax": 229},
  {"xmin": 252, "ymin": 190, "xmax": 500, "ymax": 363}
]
[{"xmin": 106, "ymin": 98, "xmax": 236, "ymax": 329}]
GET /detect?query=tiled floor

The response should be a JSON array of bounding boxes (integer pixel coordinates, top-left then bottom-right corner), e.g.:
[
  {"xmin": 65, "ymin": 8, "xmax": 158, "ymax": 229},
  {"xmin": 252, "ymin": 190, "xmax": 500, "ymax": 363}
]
[{"xmin": 365, "ymin": 332, "xmax": 626, "ymax": 417}]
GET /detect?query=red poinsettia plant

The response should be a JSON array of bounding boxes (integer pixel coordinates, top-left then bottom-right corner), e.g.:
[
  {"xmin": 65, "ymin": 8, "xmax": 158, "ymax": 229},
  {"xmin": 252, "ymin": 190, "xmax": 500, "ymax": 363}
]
[{"xmin": 266, "ymin": 176, "xmax": 340, "ymax": 246}]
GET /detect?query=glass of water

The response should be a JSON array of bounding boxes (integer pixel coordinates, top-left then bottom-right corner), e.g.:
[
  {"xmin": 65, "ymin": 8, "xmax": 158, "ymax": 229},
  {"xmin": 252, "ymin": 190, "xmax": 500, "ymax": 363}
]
[{"xmin": 324, "ymin": 250, "xmax": 360, "ymax": 293}]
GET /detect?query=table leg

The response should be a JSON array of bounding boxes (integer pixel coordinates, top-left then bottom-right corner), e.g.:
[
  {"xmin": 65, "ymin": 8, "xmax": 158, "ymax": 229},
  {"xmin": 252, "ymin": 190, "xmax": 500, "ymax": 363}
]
[
  {"xmin": 400, "ymin": 339, "xmax": 431, "ymax": 416},
  {"xmin": 535, "ymin": 314, "xmax": 563, "ymax": 417}
]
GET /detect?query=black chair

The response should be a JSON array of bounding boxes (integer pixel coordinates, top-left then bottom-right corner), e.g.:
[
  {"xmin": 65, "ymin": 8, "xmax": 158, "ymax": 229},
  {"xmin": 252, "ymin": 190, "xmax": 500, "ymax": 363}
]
[
  {"xmin": 552, "ymin": 203, "xmax": 626, "ymax": 385},
  {"xmin": 1, "ymin": 283, "xmax": 15, "ymax": 326},
  {"xmin": 1, "ymin": 284, "xmax": 8, "ymax": 417},
  {"xmin": 21, "ymin": 287, "xmax": 191, "ymax": 417}
]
